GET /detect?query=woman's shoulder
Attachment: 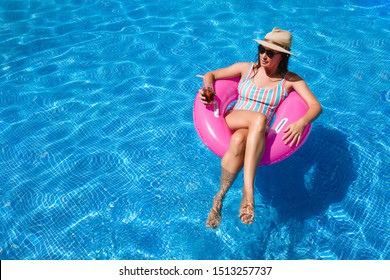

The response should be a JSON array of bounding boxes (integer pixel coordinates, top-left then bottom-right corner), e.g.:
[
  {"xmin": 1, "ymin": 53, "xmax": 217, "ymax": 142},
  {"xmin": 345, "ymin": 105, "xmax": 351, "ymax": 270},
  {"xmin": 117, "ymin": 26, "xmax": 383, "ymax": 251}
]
[
  {"xmin": 211, "ymin": 62, "xmax": 252, "ymax": 80},
  {"xmin": 232, "ymin": 62, "xmax": 252, "ymax": 70},
  {"xmin": 235, "ymin": 61, "xmax": 252, "ymax": 66},
  {"xmin": 227, "ymin": 62, "xmax": 253, "ymax": 76},
  {"xmin": 285, "ymin": 71, "xmax": 304, "ymax": 83},
  {"xmin": 285, "ymin": 71, "xmax": 310, "ymax": 93}
]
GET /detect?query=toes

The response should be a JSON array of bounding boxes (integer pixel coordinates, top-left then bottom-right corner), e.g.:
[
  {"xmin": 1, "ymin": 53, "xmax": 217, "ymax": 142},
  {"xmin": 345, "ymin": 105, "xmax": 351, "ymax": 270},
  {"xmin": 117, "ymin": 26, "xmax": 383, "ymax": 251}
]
[
  {"xmin": 239, "ymin": 201, "xmax": 254, "ymax": 224},
  {"xmin": 240, "ymin": 214, "xmax": 254, "ymax": 224},
  {"xmin": 206, "ymin": 214, "xmax": 221, "ymax": 228},
  {"xmin": 206, "ymin": 220, "xmax": 218, "ymax": 228}
]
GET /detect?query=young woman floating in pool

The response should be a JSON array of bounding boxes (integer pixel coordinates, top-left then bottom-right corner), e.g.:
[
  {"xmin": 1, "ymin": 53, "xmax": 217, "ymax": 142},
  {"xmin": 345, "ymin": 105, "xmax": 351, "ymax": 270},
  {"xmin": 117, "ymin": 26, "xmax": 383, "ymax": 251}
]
[{"xmin": 198, "ymin": 27, "xmax": 322, "ymax": 228}]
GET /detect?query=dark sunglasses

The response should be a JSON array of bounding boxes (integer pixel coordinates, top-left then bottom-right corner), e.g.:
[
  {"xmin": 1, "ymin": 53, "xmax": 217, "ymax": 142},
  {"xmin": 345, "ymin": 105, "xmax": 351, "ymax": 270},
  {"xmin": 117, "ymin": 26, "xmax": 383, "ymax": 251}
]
[{"xmin": 258, "ymin": 45, "xmax": 281, "ymax": 58}]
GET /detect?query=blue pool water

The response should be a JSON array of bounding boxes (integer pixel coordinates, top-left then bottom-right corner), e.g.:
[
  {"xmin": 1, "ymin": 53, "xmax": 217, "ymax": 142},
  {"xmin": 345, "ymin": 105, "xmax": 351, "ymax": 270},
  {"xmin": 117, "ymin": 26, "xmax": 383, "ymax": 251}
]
[{"xmin": 0, "ymin": 0, "xmax": 389, "ymax": 260}]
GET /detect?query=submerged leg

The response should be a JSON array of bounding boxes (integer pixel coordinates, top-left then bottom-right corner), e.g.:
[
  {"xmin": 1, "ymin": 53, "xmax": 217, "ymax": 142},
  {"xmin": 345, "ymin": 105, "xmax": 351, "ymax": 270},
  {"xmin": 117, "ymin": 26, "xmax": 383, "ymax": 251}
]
[{"xmin": 206, "ymin": 168, "xmax": 237, "ymax": 228}]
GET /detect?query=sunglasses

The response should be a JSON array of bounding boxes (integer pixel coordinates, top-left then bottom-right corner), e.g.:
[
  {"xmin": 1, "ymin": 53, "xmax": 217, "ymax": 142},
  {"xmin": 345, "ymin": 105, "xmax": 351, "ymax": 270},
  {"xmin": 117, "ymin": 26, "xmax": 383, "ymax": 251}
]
[{"xmin": 258, "ymin": 45, "xmax": 282, "ymax": 58}]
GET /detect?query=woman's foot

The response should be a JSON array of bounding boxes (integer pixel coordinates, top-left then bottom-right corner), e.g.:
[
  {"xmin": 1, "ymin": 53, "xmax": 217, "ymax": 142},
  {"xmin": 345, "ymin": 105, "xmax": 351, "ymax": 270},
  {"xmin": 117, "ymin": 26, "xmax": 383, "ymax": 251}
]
[
  {"xmin": 239, "ymin": 195, "xmax": 254, "ymax": 224},
  {"xmin": 206, "ymin": 195, "xmax": 223, "ymax": 228},
  {"xmin": 206, "ymin": 168, "xmax": 238, "ymax": 228}
]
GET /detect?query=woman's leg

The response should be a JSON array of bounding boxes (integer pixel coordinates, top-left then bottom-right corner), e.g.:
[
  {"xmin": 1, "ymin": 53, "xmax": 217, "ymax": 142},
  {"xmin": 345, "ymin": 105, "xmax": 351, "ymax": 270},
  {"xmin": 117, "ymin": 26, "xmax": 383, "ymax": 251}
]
[
  {"xmin": 225, "ymin": 110, "xmax": 267, "ymax": 224},
  {"xmin": 206, "ymin": 128, "xmax": 248, "ymax": 228}
]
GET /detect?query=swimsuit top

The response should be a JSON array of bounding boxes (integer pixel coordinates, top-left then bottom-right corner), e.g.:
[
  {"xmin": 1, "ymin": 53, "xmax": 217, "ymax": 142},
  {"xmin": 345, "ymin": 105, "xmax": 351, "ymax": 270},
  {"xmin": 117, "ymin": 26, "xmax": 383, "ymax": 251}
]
[{"xmin": 234, "ymin": 62, "xmax": 288, "ymax": 122}]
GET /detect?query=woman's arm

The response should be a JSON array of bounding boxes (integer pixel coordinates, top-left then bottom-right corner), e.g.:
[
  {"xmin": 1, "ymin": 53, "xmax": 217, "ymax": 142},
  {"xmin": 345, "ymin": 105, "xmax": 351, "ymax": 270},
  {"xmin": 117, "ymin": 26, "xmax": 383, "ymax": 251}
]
[
  {"xmin": 282, "ymin": 73, "xmax": 322, "ymax": 147},
  {"xmin": 202, "ymin": 62, "xmax": 250, "ymax": 89},
  {"xmin": 199, "ymin": 62, "xmax": 250, "ymax": 105}
]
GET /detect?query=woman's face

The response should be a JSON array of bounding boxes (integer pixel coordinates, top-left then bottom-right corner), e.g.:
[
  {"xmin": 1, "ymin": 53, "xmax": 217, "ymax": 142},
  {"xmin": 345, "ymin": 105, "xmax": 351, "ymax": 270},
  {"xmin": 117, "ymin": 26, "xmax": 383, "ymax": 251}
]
[{"xmin": 259, "ymin": 46, "xmax": 283, "ymax": 70}]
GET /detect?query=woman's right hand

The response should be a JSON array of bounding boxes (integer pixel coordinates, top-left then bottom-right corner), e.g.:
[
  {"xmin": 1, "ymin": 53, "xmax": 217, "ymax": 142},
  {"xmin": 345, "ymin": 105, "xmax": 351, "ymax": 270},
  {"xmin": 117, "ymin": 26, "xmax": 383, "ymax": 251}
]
[{"xmin": 198, "ymin": 87, "xmax": 215, "ymax": 105}]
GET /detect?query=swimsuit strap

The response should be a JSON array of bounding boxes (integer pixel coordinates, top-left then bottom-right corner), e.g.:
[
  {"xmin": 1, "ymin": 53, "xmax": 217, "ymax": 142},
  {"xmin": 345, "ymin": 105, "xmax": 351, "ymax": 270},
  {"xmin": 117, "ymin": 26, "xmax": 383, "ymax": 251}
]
[
  {"xmin": 281, "ymin": 72, "xmax": 289, "ymax": 93},
  {"xmin": 242, "ymin": 62, "xmax": 254, "ymax": 82}
]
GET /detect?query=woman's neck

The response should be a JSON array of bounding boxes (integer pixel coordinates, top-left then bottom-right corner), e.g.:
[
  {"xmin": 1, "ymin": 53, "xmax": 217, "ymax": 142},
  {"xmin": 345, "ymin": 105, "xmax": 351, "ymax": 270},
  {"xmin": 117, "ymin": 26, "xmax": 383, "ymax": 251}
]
[
  {"xmin": 262, "ymin": 65, "xmax": 281, "ymax": 79},
  {"xmin": 253, "ymin": 63, "xmax": 285, "ymax": 80}
]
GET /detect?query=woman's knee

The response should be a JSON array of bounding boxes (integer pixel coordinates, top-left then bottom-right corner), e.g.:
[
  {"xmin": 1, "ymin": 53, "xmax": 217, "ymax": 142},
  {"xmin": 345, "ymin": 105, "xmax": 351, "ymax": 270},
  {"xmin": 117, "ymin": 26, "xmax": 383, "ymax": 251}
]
[
  {"xmin": 250, "ymin": 113, "xmax": 267, "ymax": 133},
  {"xmin": 229, "ymin": 129, "xmax": 248, "ymax": 155}
]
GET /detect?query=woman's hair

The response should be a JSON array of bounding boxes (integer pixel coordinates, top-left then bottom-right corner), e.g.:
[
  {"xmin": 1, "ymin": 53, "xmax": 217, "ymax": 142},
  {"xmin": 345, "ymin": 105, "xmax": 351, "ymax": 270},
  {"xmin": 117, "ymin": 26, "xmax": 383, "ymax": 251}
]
[
  {"xmin": 251, "ymin": 49, "xmax": 290, "ymax": 79},
  {"xmin": 277, "ymin": 53, "xmax": 290, "ymax": 73}
]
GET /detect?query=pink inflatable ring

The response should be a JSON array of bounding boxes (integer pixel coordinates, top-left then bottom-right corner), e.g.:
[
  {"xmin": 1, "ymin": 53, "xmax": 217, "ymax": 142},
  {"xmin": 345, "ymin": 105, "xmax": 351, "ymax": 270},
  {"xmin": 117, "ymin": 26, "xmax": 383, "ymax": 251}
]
[{"xmin": 193, "ymin": 77, "xmax": 311, "ymax": 166}]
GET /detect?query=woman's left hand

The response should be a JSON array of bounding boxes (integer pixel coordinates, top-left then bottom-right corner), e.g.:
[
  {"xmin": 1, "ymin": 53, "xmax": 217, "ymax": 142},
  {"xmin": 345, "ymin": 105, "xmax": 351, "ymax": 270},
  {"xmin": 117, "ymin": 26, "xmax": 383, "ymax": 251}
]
[{"xmin": 282, "ymin": 120, "xmax": 306, "ymax": 147}]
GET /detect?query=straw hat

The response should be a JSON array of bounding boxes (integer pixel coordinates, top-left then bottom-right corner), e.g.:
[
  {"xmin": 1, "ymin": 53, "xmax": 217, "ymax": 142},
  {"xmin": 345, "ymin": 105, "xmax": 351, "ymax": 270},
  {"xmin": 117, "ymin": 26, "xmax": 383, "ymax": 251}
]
[{"xmin": 254, "ymin": 27, "xmax": 295, "ymax": 56}]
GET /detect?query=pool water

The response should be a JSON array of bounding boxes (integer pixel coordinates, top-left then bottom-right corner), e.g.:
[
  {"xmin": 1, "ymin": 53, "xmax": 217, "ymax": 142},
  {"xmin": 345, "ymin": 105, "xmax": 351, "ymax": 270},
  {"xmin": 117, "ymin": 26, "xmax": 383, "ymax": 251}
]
[{"xmin": 0, "ymin": 0, "xmax": 389, "ymax": 260}]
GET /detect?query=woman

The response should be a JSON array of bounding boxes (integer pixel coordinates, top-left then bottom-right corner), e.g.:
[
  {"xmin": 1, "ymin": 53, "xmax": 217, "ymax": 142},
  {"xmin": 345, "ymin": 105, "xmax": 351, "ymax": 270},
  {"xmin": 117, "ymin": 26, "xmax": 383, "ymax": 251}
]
[{"xmin": 199, "ymin": 27, "xmax": 322, "ymax": 228}]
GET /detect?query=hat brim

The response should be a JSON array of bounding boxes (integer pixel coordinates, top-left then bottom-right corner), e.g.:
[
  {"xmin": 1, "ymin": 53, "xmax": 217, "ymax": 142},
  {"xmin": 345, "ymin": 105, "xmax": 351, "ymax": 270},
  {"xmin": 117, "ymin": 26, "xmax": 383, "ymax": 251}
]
[{"xmin": 254, "ymin": 39, "xmax": 295, "ymax": 56}]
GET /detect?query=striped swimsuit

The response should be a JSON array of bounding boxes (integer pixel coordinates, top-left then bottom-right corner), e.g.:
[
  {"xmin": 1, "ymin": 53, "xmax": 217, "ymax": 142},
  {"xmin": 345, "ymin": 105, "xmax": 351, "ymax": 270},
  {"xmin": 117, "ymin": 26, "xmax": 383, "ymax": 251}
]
[{"xmin": 233, "ymin": 63, "xmax": 288, "ymax": 122}]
